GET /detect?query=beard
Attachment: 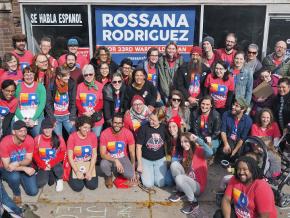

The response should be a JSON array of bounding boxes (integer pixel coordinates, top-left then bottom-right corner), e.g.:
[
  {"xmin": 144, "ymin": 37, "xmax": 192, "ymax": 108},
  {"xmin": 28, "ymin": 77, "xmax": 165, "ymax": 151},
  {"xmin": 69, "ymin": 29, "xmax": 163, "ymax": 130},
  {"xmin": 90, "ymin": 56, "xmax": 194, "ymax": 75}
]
[{"xmin": 67, "ymin": 63, "xmax": 76, "ymax": 70}]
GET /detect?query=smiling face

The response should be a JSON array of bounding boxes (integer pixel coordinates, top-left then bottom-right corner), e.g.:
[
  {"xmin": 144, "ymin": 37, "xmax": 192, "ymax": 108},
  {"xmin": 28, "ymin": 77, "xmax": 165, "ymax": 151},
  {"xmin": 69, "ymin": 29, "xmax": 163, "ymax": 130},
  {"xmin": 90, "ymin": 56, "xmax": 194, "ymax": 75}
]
[
  {"xmin": 225, "ymin": 35, "xmax": 236, "ymax": 51},
  {"xmin": 43, "ymin": 128, "xmax": 53, "ymax": 138},
  {"xmin": 23, "ymin": 70, "xmax": 35, "ymax": 85},
  {"xmin": 132, "ymin": 99, "xmax": 144, "ymax": 114},
  {"xmin": 166, "ymin": 44, "xmax": 177, "ymax": 58},
  {"xmin": 202, "ymin": 41, "xmax": 212, "ymax": 52},
  {"xmin": 278, "ymin": 81, "xmax": 290, "ymax": 96},
  {"xmin": 149, "ymin": 114, "xmax": 160, "ymax": 129},
  {"xmin": 149, "ymin": 50, "xmax": 159, "ymax": 65},
  {"xmin": 168, "ymin": 122, "xmax": 178, "ymax": 138},
  {"xmin": 260, "ymin": 111, "xmax": 271, "ymax": 128},
  {"xmin": 134, "ymin": 70, "xmax": 145, "ymax": 85},
  {"xmin": 13, "ymin": 127, "xmax": 27, "ymax": 142},
  {"xmin": 112, "ymin": 117, "xmax": 123, "ymax": 133},
  {"xmin": 200, "ymin": 99, "xmax": 212, "ymax": 114},
  {"xmin": 2, "ymin": 85, "xmax": 16, "ymax": 101},
  {"xmin": 234, "ymin": 53, "xmax": 245, "ymax": 69},
  {"xmin": 237, "ymin": 161, "xmax": 253, "ymax": 184},
  {"xmin": 66, "ymin": 55, "xmax": 76, "ymax": 69},
  {"xmin": 171, "ymin": 94, "xmax": 181, "ymax": 108},
  {"xmin": 36, "ymin": 54, "xmax": 49, "ymax": 71},
  {"xmin": 180, "ymin": 136, "xmax": 191, "ymax": 151},
  {"xmin": 68, "ymin": 45, "xmax": 78, "ymax": 54},
  {"xmin": 100, "ymin": 63, "xmax": 110, "ymax": 78},
  {"xmin": 15, "ymin": 40, "xmax": 26, "ymax": 52},
  {"xmin": 78, "ymin": 123, "xmax": 91, "ymax": 137},
  {"xmin": 111, "ymin": 75, "xmax": 122, "ymax": 91},
  {"xmin": 7, "ymin": 56, "xmax": 18, "ymax": 71},
  {"xmin": 274, "ymin": 41, "xmax": 287, "ymax": 58},
  {"xmin": 99, "ymin": 49, "xmax": 108, "ymax": 62},
  {"xmin": 259, "ymin": 70, "xmax": 271, "ymax": 83},
  {"xmin": 58, "ymin": 73, "xmax": 70, "ymax": 84},
  {"xmin": 214, "ymin": 63, "xmax": 226, "ymax": 79},
  {"xmin": 40, "ymin": 40, "xmax": 51, "ymax": 55}
]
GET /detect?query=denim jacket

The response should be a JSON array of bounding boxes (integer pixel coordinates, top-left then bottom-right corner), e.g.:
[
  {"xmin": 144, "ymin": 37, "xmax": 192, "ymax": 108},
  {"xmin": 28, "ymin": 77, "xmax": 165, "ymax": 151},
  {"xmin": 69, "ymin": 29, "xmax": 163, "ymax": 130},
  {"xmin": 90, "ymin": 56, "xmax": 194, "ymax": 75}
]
[{"xmin": 232, "ymin": 66, "xmax": 253, "ymax": 104}]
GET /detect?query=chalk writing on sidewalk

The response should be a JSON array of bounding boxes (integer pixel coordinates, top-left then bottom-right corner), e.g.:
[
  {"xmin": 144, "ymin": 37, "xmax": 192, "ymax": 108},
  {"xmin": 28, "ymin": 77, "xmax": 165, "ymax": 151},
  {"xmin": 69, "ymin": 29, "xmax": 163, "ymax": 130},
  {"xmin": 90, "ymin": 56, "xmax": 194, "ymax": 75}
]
[{"xmin": 55, "ymin": 205, "xmax": 107, "ymax": 218}]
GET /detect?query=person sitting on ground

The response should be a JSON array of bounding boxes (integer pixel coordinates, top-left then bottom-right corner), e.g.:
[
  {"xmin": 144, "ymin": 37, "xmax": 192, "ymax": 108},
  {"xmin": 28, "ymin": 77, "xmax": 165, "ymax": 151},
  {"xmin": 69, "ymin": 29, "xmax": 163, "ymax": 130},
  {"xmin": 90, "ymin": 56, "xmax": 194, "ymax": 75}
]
[
  {"xmin": 136, "ymin": 108, "xmax": 167, "ymax": 188},
  {"xmin": 219, "ymin": 98, "xmax": 252, "ymax": 162},
  {"xmin": 67, "ymin": 116, "xmax": 98, "ymax": 192},
  {"xmin": 168, "ymin": 132, "xmax": 213, "ymax": 215},
  {"xmin": 33, "ymin": 118, "xmax": 66, "ymax": 192},
  {"xmin": 217, "ymin": 156, "xmax": 277, "ymax": 218},
  {"xmin": 190, "ymin": 95, "xmax": 221, "ymax": 155},
  {"xmin": 0, "ymin": 120, "xmax": 38, "ymax": 204},
  {"xmin": 100, "ymin": 113, "xmax": 136, "ymax": 189}
]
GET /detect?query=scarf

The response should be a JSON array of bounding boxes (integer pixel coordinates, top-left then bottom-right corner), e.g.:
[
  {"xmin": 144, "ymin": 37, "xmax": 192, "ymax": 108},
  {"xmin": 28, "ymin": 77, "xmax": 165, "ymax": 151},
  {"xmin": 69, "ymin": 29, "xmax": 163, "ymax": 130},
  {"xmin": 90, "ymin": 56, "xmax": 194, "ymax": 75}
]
[
  {"xmin": 84, "ymin": 80, "xmax": 98, "ymax": 91},
  {"xmin": 129, "ymin": 105, "xmax": 150, "ymax": 124},
  {"xmin": 55, "ymin": 77, "xmax": 68, "ymax": 94}
]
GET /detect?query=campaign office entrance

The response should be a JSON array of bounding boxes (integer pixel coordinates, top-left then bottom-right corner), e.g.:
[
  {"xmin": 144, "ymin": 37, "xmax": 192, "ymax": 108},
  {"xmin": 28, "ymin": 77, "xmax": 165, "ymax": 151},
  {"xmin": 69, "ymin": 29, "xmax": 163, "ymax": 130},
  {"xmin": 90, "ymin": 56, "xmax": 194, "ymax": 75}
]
[{"xmin": 19, "ymin": 0, "xmax": 290, "ymax": 64}]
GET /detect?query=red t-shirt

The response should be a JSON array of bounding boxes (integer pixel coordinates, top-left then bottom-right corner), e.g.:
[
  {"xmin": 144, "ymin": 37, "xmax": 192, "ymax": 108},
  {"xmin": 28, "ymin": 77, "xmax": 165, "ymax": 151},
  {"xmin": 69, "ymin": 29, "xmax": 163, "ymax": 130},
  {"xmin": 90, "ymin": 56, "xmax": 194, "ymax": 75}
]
[
  {"xmin": 216, "ymin": 48, "xmax": 237, "ymax": 67},
  {"xmin": 11, "ymin": 50, "xmax": 34, "ymax": 71},
  {"xmin": 67, "ymin": 132, "xmax": 98, "ymax": 162},
  {"xmin": 58, "ymin": 53, "xmax": 89, "ymax": 70},
  {"xmin": 54, "ymin": 91, "xmax": 70, "ymax": 116},
  {"xmin": 273, "ymin": 57, "xmax": 282, "ymax": 67},
  {"xmin": 251, "ymin": 122, "xmax": 281, "ymax": 142},
  {"xmin": 48, "ymin": 56, "xmax": 59, "ymax": 70},
  {"xmin": 147, "ymin": 63, "xmax": 157, "ymax": 87},
  {"xmin": 0, "ymin": 135, "xmax": 34, "ymax": 167},
  {"xmin": 0, "ymin": 70, "xmax": 23, "ymax": 86},
  {"xmin": 100, "ymin": 127, "xmax": 135, "ymax": 158},
  {"xmin": 76, "ymin": 81, "xmax": 104, "ymax": 126},
  {"xmin": 33, "ymin": 134, "xmax": 66, "ymax": 169},
  {"xmin": 0, "ymin": 97, "xmax": 18, "ymax": 117},
  {"xmin": 204, "ymin": 73, "xmax": 235, "ymax": 108},
  {"xmin": 225, "ymin": 177, "xmax": 277, "ymax": 218}
]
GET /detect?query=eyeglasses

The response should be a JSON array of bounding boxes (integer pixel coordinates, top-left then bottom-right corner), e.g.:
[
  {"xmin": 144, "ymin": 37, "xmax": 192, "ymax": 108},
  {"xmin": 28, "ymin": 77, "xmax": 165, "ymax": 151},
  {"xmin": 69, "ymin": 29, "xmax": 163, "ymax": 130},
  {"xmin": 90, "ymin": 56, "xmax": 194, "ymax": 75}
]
[
  {"xmin": 84, "ymin": 73, "xmax": 94, "ymax": 77},
  {"xmin": 112, "ymin": 80, "xmax": 122, "ymax": 84},
  {"xmin": 100, "ymin": 67, "xmax": 109, "ymax": 70},
  {"xmin": 247, "ymin": 51, "xmax": 257, "ymax": 55},
  {"xmin": 226, "ymin": 40, "xmax": 235, "ymax": 44},
  {"xmin": 172, "ymin": 98, "xmax": 181, "ymax": 102},
  {"xmin": 275, "ymin": 46, "xmax": 286, "ymax": 50}
]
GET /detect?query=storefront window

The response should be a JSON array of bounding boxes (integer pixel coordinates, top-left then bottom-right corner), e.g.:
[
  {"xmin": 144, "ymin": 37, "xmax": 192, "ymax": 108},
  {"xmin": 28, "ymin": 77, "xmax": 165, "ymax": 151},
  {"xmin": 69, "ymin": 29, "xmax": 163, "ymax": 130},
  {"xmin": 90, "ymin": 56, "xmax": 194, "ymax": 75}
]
[
  {"xmin": 203, "ymin": 6, "xmax": 266, "ymax": 57},
  {"xmin": 23, "ymin": 5, "xmax": 89, "ymax": 59}
]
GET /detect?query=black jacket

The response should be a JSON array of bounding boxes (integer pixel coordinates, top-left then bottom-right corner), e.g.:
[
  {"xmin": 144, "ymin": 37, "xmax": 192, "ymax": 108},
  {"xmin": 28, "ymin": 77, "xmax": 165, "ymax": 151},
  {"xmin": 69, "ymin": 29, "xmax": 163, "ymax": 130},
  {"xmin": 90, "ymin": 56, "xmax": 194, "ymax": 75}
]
[
  {"xmin": 174, "ymin": 62, "xmax": 210, "ymax": 100},
  {"xmin": 90, "ymin": 57, "xmax": 119, "ymax": 74},
  {"xmin": 124, "ymin": 80, "xmax": 158, "ymax": 111},
  {"xmin": 272, "ymin": 92, "xmax": 290, "ymax": 130},
  {"xmin": 46, "ymin": 78, "xmax": 77, "ymax": 122},
  {"xmin": 103, "ymin": 82, "xmax": 127, "ymax": 123},
  {"xmin": 190, "ymin": 108, "xmax": 221, "ymax": 140}
]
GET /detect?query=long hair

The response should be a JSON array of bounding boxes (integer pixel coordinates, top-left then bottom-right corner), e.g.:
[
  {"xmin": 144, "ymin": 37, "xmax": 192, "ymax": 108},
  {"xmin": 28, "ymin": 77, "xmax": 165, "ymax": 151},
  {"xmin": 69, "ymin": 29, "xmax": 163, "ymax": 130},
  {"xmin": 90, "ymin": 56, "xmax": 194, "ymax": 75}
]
[
  {"xmin": 255, "ymin": 108, "xmax": 274, "ymax": 128},
  {"xmin": 234, "ymin": 156, "xmax": 263, "ymax": 181},
  {"xmin": 94, "ymin": 46, "xmax": 112, "ymax": 64},
  {"xmin": 96, "ymin": 62, "xmax": 111, "ymax": 83},
  {"xmin": 2, "ymin": 53, "xmax": 19, "ymax": 71},
  {"xmin": 181, "ymin": 132, "xmax": 196, "ymax": 174},
  {"xmin": 212, "ymin": 60, "xmax": 230, "ymax": 81},
  {"xmin": 0, "ymin": 79, "xmax": 16, "ymax": 100},
  {"xmin": 169, "ymin": 89, "xmax": 186, "ymax": 115},
  {"xmin": 167, "ymin": 124, "xmax": 183, "ymax": 157}
]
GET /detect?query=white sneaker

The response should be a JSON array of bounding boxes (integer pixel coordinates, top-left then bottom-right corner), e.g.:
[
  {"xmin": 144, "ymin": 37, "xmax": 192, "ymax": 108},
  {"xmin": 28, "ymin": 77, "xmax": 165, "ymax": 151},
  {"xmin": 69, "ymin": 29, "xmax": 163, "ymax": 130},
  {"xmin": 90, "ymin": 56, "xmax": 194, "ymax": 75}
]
[{"xmin": 56, "ymin": 179, "xmax": 64, "ymax": 192}]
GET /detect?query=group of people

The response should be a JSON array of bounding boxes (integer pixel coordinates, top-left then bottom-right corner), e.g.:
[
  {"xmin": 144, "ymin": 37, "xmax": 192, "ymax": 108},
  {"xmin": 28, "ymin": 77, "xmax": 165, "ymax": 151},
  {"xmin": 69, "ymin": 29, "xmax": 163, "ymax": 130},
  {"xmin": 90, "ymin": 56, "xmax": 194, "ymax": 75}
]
[{"xmin": 0, "ymin": 31, "xmax": 289, "ymax": 217}]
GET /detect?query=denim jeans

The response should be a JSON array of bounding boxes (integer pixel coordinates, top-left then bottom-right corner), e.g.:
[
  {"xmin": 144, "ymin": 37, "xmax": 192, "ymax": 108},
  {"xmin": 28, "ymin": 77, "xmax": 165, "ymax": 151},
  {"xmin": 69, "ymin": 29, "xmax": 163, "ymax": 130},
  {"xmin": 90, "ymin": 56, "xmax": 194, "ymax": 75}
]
[
  {"xmin": 211, "ymin": 139, "xmax": 220, "ymax": 154},
  {"xmin": 141, "ymin": 157, "xmax": 167, "ymax": 188},
  {"xmin": 0, "ymin": 180, "xmax": 23, "ymax": 215},
  {"xmin": 165, "ymin": 157, "xmax": 180, "ymax": 186},
  {"xmin": 92, "ymin": 125, "xmax": 102, "ymax": 138},
  {"xmin": 54, "ymin": 115, "xmax": 75, "ymax": 136},
  {"xmin": 0, "ymin": 168, "xmax": 38, "ymax": 197}
]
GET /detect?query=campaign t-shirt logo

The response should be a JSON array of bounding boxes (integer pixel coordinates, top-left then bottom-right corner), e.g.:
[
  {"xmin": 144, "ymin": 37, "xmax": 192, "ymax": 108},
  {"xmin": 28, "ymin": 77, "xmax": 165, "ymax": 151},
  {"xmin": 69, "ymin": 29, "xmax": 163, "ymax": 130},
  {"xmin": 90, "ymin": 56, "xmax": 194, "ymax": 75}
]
[
  {"xmin": 0, "ymin": 106, "xmax": 9, "ymax": 116},
  {"xmin": 54, "ymin": 92, "xmax": 69, "ymax": 112},
  {"xmin": 210, "ymin": 84, "xmax": 227, "ymax": 96},
  {"xmin": 107, "ymin": 141, "xmax": 125, "ymax": 158},
  {"xmin": 74, "ymin": 145, "xmax": 92, "ymax": 161},
  {"xmin": 20, "ymin": 93, "xmax": 38, "ymax": 107},
  {"xmin": 233, "ymin": 188, "xmax": 250, "ymax": 217},
  {"xmin": 188, "ymin": 75, "xmax": 201, "ymax": 97},
  {"xmin": 10, "ymin": 149, "xmax": 26, "ymax": 163},
  {"xmin": 19, "ymin": 62, "xmax": 30, "ymax": 71},
  {"xmin": 39, "ymin": 148, "xmax": 56, "ymax": 161},
  {"xmin": 146, "ymin": 133, "xmax": 164, "ymax": 151},
  {"xmin": 148, "ymin": 73, "xmax": 157, "ymax": 87},
  {"xmin": 80, "ymin": 93, "xmax": 96, "ymax": 111}
]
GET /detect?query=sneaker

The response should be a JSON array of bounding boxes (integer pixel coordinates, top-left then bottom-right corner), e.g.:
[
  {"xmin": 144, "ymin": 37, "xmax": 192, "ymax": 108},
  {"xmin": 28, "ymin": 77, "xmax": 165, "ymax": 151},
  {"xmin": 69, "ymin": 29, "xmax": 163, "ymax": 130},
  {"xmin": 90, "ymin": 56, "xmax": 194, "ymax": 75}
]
[
  {"xmin": 13, "ymin": 195, "xmax": 22, "ymax": 205},
  {"xmin": 180, "ymin": 201, "xmax": 199, "ymax": 214},
  {"xmin": 55, "ymin": 179, "xmax": 64, "ymax": 192},
  {"xmin": 168, "ymin": 192, "xmax": 185, "ymax": 202},
  {"xmin": 105, "ymin": 176, "xmax": 113, "ymax": 189}
]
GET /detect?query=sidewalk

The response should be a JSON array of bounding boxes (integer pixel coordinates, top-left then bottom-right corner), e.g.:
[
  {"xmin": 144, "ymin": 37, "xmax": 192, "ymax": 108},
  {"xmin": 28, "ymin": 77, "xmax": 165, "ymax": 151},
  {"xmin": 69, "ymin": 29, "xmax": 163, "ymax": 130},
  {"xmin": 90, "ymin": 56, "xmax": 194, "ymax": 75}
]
[{"xmin": 3, "ymin": 164, "xmax": 290, "ymax": 217}]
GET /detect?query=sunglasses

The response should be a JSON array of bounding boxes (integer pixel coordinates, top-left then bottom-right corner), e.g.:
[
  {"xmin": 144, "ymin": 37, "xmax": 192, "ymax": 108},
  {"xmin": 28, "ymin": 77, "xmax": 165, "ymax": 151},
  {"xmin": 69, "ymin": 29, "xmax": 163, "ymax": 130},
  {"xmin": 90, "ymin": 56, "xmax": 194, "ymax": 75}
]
[
  {"xmin": 172, "ymin": 98, "xmax": 181, "ymax": 102},
  {"xmin": 247, "ymin": 51, "xmax": 257, "ymax": 55},
  {"xmin": 84, "ymin": 73, "xmax": 94, "ymax": 77},
  {"xmin": 112, "ymin": 80, "xmax": 122, "ymax": 84}
]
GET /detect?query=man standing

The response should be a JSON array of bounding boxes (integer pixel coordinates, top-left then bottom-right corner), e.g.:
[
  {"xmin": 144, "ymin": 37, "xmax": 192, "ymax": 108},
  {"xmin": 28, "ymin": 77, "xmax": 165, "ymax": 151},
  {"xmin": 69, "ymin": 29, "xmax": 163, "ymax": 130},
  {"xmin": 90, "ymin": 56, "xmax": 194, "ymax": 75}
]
[
  {"xmin": 216, "ymin": 33, "xmax": 237, "ymax": 68},
  {"xmin": 58, "ymin": 38, "xmax": 89, "ymax": 70},
  {"xmin": 244, "ymin": 43, "xmax": 262, "ymax": 79},
  {"xmin": 175, "ymin": 46, "xmax": 210, "ymax": 107},
  {"xmin": 65, "ymin": 52, "xmax": 83, "ymax": 84},
  {"xmin": 220, "ymin": 98, "xmax": 252, "ymax": 161},
  {"xmin": 262, "ymin": 40, "xmax": 290, "ymax": 77},
  {"xmin": 39, "ymin": 37, "xmax": 58, "ymax": 70},
  {"xmin": 11, "ymin": 34, "xmax": 33, "ymax": 71},
  {"xmin": 100, "ymin": 113, "xmax": 136, "ymax": 188},
  {"xmin": 0, "ymin": 120, "xmax": 38, "ymax": 204},
  {"xmin": 202, "ymin": 36, "xmax": 218, "ymax": 68}
]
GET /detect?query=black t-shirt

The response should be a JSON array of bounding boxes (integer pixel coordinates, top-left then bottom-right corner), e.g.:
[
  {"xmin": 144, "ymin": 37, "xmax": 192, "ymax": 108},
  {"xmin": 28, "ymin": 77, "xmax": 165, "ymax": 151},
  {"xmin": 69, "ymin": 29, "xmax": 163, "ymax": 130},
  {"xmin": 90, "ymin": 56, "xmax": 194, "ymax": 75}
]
[{"xmin": 136, "ymin": 123, "xmax": 166, "ymax": 161}]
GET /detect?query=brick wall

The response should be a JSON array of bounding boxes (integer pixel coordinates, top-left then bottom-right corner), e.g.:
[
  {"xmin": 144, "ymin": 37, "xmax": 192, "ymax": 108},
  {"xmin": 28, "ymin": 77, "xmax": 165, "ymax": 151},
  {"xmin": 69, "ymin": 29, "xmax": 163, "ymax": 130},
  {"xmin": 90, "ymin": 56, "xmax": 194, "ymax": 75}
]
[{"xmin": 0, "ymin": 0, "xmax": 21, "ymax": 58}]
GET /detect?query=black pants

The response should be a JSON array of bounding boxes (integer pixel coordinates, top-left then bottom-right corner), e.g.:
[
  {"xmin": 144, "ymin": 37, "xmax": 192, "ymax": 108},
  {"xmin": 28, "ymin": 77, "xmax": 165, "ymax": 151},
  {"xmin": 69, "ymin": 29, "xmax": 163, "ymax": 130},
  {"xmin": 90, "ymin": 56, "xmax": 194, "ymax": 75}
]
[
  {"xmin": 36, "ymin": 163, "xmax": 63, "ymax": 188},
  {"xmin": 68, "ymin": 168, "xmax": 98, "ymax": 192},
  {"xmin": 215, "ymin": 138, "xmax": 240, "ymax": 164}
]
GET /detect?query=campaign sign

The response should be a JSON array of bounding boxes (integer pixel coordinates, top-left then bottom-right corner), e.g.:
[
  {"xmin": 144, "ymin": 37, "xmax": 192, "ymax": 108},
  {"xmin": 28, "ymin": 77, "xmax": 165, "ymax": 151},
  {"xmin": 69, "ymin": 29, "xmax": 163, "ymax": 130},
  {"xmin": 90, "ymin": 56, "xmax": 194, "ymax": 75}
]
[{"xmin": 95, "ymin": 6, "xmax": 196, "ymax": 64}]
